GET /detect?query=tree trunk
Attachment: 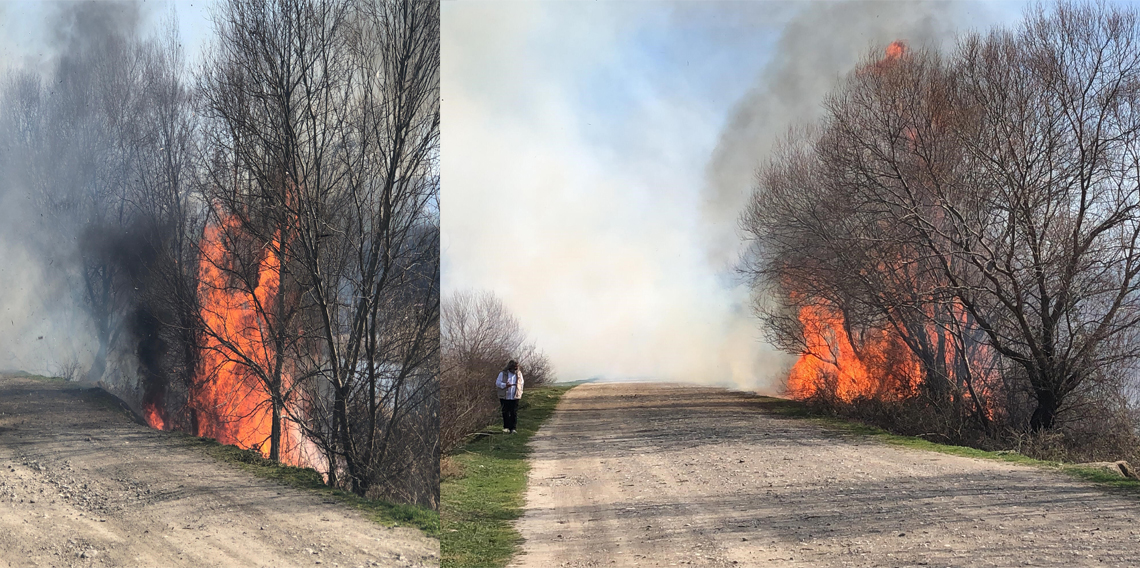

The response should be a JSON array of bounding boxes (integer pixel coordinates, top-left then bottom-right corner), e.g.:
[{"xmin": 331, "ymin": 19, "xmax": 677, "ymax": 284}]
[
  {"xmin": 270, "ymin": 394, "xmax": 281, "ymax": 462},
  {"xmin": 1030, "ymin": 389, "xmax": 1059, "ymax": 431},
  {"xmin": 85, "ymin": 334, "xmax": 109, "ymax": 383},
  {"xmin": 334, "ymin": 382, "xmax": 361, "ymax": 494}
]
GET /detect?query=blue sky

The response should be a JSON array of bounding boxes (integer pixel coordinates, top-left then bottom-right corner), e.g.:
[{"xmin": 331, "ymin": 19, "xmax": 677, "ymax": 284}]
[{"xmin": 441, "ymin": 0, "xmax": 1030, "ymax": 388}]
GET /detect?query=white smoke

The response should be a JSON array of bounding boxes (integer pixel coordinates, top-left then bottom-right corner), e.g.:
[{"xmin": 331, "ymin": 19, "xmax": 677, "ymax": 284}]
[{"xmin": 443, "ymin": 1, "xmax": 1020, "ymax": 392}]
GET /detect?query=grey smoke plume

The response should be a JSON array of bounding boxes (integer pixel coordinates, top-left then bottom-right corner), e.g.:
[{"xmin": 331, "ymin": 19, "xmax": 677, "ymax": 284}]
[
  {"xmin": 50, "ymin": 1, "xmax": 142, "ymax": 55},
  {"xmin": 0, "ymin": 1, "xmax": 151, "ymax": 379},
  {"xmin": 442, "ymin": 1, "xmax": 1021, "ymax": 393},
  {"xmin": 703, "ymin": 0, "xmax": 1011, "ymax": 266}
]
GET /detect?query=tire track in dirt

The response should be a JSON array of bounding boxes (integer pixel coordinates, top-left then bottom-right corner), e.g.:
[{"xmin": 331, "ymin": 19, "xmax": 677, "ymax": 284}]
[{"xmin": 511, "ymin": 382, "xmax": 1138, "ymax": 567}]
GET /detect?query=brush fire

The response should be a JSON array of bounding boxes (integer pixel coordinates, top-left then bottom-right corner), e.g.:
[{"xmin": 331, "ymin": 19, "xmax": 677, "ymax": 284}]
[
  {"xmin": 759, "ymin": 40, "xmax": 1021, "ymax": 435},
  {"xmin": 0, "ymin": 0, "xmax": 441, "ymax": 506},
  {"xmin": 142, "ymin": 216, "xmax": 308, "ymax": 466},
  {"xmin": 751, "ymin": 2, "xmax": 1140, "ymax": 446}
]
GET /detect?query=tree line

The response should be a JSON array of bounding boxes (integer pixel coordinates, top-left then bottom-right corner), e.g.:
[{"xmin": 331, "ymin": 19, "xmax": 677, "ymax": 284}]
[{"xmin": 745, "ymin": 1, "xmax": 1140, "ymax": 459}]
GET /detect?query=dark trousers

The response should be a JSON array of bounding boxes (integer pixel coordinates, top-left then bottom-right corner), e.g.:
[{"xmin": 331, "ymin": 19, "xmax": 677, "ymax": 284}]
[{"xmin": 500, "ymin": 398, "xmax": 519, "ymax": 431}]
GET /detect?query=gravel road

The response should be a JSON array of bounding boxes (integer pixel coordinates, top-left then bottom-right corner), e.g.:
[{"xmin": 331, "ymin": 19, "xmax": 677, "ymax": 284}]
[
  {"xmin": 510, "ymin": 382, "xmax": 1140, "ymax": 568},
  {"xmin": 0, "ymin": 374, "xmax": 438, "ymax": 568}
]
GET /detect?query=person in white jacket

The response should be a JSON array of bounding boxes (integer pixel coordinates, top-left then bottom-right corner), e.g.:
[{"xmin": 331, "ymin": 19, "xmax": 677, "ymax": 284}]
[{"xmin": 495, "ymin": 359, "xmax": 524, "ymax": 433}]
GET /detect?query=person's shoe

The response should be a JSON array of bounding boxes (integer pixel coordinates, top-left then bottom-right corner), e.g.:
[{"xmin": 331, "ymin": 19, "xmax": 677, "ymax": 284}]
[
  {"xmin": 502, "ymin": 428, "xmax": 510, "ymax": 433},
  {"xmin": 510, "ymin": 429, "xmax": 517, "ymax": 434}
]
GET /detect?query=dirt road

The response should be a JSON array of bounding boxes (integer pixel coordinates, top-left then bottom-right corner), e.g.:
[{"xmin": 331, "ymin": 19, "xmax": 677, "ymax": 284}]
[
  {"xmin": 0, "ymin": 375, "xmax": 438, "ymax": 568},
  {"xmin": 511, "ymin": 383, "xmax": 1139, "ymax": 568}
]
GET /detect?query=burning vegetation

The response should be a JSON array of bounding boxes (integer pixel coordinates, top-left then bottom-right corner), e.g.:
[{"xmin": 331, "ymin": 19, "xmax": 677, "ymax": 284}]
[
  {"xmin": 0, "ymin": 0, "xmax": 439, "ymax": 509},
  {"xmin": 746, "ymin": 2, "xmax": 1140, "ymax": 460}
]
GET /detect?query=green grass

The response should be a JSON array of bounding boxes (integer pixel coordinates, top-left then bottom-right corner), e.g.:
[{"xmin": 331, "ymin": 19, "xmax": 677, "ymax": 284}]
[
  {"xmin": 753, "ymin": 395, "xmax": 1140, "ymax": 492},
  {"xmin": 4, "ymin": 371, "xmax": 66, "ymax": 382},
  {"xmin": 440, "ymin": 385, "xmax": 574, "ymax": 568},
  {"xmin": 176, "ymin": 433, "xmax": 439, "ymax": 536}
]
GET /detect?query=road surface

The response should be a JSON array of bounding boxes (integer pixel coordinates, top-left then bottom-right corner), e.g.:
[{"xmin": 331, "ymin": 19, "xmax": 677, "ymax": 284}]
[
  {"xmin": 511, "ymin": 382, "xmax": 1138, "ymax": 567},
  {"xmin": 0, "ymin": 374, "xmax": 439, "ymax": 568}
]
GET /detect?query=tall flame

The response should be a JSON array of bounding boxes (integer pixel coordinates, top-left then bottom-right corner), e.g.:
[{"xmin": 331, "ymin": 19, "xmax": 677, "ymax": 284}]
[
  {"xmin": 191, "ymin": 217, "xmax": 304, "ymax": 464},
  {"xmin": 140, "ymin": 215, "xmax": 309, "ymax": 467},
  {"xmin": 786, "ymin": 302, "xmax": 920, "ymax": 402}
]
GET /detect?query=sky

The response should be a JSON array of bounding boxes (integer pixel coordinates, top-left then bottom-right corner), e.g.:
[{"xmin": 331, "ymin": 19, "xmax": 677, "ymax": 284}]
[{"xmin": 441, "ymin": 0, "xmax": 1029, "ymax": 391}]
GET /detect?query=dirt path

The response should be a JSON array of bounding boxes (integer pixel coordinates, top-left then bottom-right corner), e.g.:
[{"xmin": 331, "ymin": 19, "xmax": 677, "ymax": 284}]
[
  {"xmin": 511, "ymin": 382, "xmax": 1139, "ymax": 568},
  {"xmin": 0, "ymin": 375, "xmax": 438, "ymax": 568}
]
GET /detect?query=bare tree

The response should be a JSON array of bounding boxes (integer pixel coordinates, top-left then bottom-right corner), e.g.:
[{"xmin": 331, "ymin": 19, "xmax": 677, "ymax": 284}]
[
  {"xmin": 745, "ymin": 1, "xmax": 1140, "ymax": 436},
  {"xmin": 289, "ymin": 0, "xmax": 440, "ymax": 502},
  {"xmin": 441, "ymin": 290, "xmax": 552, "ymax": 454}
]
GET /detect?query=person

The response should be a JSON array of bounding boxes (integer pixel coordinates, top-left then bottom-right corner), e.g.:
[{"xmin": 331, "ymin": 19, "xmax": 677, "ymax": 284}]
[{"xmin": 496, "ymin": 359, "xmax": 524, "ymax": 434}]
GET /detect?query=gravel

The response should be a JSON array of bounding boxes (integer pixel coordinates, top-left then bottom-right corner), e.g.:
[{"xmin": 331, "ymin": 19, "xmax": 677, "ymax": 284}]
[{"xmin": 511, "ymin": 382, "xmax": 1139, "ymax": 568}]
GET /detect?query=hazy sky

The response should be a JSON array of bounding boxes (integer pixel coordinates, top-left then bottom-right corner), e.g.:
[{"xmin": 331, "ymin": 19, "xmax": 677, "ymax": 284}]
[
  {"xmin": 441, "ymin": 0, "xmax": 1028, "ymax": 390},
  {"xmin": 0, "ymin": 0, "xmax": 215, "ymax": 74}
]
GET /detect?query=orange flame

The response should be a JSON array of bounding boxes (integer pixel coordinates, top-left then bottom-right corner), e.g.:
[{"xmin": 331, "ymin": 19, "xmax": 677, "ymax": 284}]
[
  {"xmin": 784, "ymin": 39, "xmax": 1000, "ymax": 417},
  {"xmin": 786, "ymin": 302, "xmax": 920, "ymax": 402},
  {"xmin": 143, "ymin": 402, "xmax": 165, "ymax": 430},
  {"xmin": 885, "ymin": 40, "xmax": 907, "ymax": 60},
  {"xmin": 188, "ymin": 216, "xmax": 305, "ymax": 466}
]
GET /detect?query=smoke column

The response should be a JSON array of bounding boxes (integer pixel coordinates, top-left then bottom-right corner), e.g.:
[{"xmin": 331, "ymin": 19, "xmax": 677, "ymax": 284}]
[
  {"xmin": 703, "ymin": 0, "xmax": 1014, "ymax": 263},
  {"xmin": 442, "ymin": 1, "xmax": 1019, "ymax": 391},
  {"xmin": 0, "ymin": 1, "xmax": 146, "ymax": 377}
]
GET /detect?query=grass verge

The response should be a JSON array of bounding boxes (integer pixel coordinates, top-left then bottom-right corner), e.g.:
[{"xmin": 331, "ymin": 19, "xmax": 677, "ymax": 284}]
[
  {"xmin": 752, "ymin": 395, "xmax": 1140, "ymax": 492},
  {"xmin": 177, "ymin": 433, "xmax": 439, "ymax": 536},
  {"xmin": 440, "ymin": 384, "xmax": 575, "ymax": 568}
]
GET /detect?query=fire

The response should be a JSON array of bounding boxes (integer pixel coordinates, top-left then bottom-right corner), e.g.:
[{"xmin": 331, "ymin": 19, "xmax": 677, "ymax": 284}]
[
  {"xmin": 786, "ymin": 301, "xmax": 920, "ymax": 402},
  {"xmin": 188, "ymin": 217, "xmax": 306, "ymax": 465},
  {"xmin": 884, "ymin": 40, "xmax": 907, "ymax": 60},
  {"xmin": 862, "ymin": 40, "xmax": 909, "ymax": 76},
  {"xmin": 138, "ymin": 212, "xmax": 318, "ymax": 469},
  {"xmin": 784, "ymin": 39, "xmax": 999, "ymax": 415},
  {"xmin": 143, "ymin": 402, "xmax": 165, "ymax": 430}
]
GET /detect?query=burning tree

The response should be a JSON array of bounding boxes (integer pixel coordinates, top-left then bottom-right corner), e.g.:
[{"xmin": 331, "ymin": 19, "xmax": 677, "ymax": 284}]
[
  {"xmin": 193, "ymin": 0, "xmax": 441, "ymax": 505},
  {"xmin": 746, "ymin": 2, "xmax": 1140, "ymax": 441}
]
